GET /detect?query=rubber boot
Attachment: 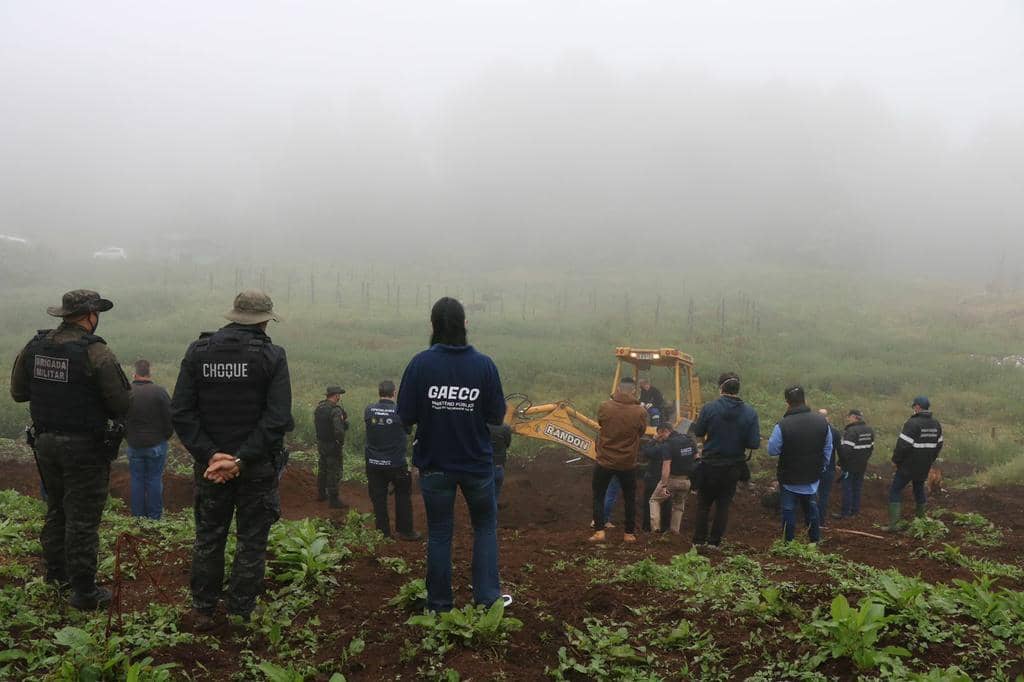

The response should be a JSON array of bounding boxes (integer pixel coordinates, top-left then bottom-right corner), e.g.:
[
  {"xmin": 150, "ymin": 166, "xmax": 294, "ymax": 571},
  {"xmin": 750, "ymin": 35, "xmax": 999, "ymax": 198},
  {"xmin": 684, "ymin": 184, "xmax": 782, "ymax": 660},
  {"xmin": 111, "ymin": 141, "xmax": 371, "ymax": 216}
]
[
  {"xmin": 328, "ymin": 491, "xmax": 343, "ymax": 509},
  {"xmin": 887, "ymin": 502, "xmax": 902, "ymax": 532},
  {"xmin": 70, "ymin": 586, "xmax": 112, "ymax": 611},
  {"xmin": 915, "ymin": 503, "xmax": 926, "ymax": 519}
]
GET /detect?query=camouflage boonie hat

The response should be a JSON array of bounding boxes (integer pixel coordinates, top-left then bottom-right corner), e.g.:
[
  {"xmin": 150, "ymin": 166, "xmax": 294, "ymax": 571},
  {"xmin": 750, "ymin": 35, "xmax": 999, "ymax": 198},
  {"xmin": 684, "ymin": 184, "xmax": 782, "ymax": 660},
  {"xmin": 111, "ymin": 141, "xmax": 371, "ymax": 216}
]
[
  {"xmin": 46, "ymin": 289, "xmax": 114, "ymax": 317},
  {"xmin": 325, "ymin": 385, "xmax": 345, "ymax": 396},
  {"xmin": 224, "ymin": 289, "xmax": 281, "ymax": 325}
]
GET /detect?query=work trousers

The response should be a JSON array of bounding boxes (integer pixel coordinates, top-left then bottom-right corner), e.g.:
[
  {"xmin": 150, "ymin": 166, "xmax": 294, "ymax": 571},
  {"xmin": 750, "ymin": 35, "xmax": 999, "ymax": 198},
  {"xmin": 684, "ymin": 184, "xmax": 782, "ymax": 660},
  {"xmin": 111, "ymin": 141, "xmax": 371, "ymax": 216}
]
[
  {"xmin": 693, "ymin": 464, "xmax": 739, "ymax": 546},
  {"xmin": 34, "ymin": 433, "xmax": 110, "ymax": 592},
  {"xmin": 889, "ymin": 470, "xmax": 927, "ymax": 505},
  {"xmin": 317, "ymin": 441, "xmax": 343, "ymax": 501},
  {"xmin": 366, "ymin": 465, "xmax": 414, "ymax": 537},
  {"xmin": 592, "ymin": 465, "xmax": 637, "ymax": 534},
  {"xmin": 642, "ymin": 476, "xmax": 671, "ymax": 532},
  {"xmin": 840, "ymin": 471, "xmax": 865, "ymax": 516},
  {"xmin": 191, "ymin": 459, "xmax": 280, "ymax": 618},
  {"xmin": 817, "ymin": 469, "xmax": 834, "ymax": 521},
  {"xmin": 650, "ymin": 475, "xmax": 691, "ymax": 534}
]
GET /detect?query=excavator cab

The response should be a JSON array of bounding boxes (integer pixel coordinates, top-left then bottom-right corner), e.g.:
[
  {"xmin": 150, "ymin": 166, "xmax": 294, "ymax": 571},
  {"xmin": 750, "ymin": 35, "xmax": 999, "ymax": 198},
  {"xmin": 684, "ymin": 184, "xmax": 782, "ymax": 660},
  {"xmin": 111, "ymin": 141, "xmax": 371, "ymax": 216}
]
[{"xmin": 504, "ymin": 346, "xmax": 702, "ymax": 461}]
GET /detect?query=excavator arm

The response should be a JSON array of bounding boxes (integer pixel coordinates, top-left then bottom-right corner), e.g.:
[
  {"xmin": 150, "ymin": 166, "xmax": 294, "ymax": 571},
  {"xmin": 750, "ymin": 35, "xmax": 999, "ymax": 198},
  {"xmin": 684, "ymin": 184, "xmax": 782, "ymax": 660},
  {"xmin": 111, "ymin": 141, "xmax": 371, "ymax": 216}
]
[{"xmin": 504, "ymin": 395, "xmax": 599, "ymax": 460}]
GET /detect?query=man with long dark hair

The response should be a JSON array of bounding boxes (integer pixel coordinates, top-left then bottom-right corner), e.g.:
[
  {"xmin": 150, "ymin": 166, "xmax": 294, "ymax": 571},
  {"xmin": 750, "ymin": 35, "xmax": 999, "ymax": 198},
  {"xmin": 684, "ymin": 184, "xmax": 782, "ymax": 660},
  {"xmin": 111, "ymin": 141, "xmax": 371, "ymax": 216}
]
[{"xmin": 397, "ymin": 298, "xmax": 508, "ymax": 612}]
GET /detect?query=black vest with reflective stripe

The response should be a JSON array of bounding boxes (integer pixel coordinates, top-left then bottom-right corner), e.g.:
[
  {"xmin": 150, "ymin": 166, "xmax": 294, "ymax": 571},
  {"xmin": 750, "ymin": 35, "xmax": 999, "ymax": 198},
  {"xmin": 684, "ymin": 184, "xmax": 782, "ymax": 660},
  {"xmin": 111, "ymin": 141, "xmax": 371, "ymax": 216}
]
[
  {"xmin": 25, "ymin": 330, "xmax": 109, "ymax": 433},
  {"xmin": 191, "ymin": 329, "xmax": 270, "ymax": 454},
  {"xmin": 777, "ymin": 406, "xmax": 828, "ymax": 486},
  {"xmin": 314, "ymin": 401, "xmax": 339, "ymax": 442}
]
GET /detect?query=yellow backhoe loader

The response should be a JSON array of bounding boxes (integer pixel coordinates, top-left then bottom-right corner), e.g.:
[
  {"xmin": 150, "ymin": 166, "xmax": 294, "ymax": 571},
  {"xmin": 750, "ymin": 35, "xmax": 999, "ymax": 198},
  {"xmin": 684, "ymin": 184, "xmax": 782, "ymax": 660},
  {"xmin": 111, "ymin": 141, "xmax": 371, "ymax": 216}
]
[{"xmin": 503, "ymin": 347, "xmax": 701, "ymax": 461}]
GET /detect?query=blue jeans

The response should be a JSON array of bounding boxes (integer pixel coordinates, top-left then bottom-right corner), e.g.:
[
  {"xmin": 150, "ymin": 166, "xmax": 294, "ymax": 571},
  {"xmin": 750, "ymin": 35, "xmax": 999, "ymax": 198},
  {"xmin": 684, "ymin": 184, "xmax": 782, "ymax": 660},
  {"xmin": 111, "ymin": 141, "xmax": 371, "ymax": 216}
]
[
  {"xmin": 603, "ymin": 477, "xmax": 621, "ymax": 522},
  {"xmin": 889, "ymin": 471, "xmax": 926, "ymax": 505},
  {"xmin": 817, "ymin": 470, "xmax": 833, "ymax": 519},
  {"xmin": 419, "ymin": 470, "xmax": 500, "ymax": 612},
  {"xmin": 493, "ymin": 465, "xmax": 505, "ymax": 501},
  {"xmin": 840, "ymin": 471, "xmax": 865, "ymax": 516},
  {"xmin": 780, "ymin": 487, "xmax": 820, "ymax": 542},
  {"xmin": 127, "ymin": 442, "xmax": 168, "ymax": 519}
]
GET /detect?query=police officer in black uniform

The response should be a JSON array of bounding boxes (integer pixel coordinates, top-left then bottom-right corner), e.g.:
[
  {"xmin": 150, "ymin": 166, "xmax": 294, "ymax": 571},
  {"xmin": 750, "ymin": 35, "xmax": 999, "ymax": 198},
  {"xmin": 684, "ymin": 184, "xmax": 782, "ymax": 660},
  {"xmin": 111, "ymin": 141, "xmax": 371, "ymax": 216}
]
[
  {"xmin": 836, "ymin": 409, "xmax": 874, "ymax": 519},
  {"xmin": 314, "ymin": 386, "xmax": 348, "ymax": 507},
  {"xmin": 10, "ymin": 290, "xmax": 131, "ymax": 610},
  {"xmin": 171, "ymin": 290, "xmax": 294, "ymax": 628},
  {"xmin": 888, "ymin": 396, "xmax": 943, "ymax": 531},
  {"xmin": 364, "ymin": 380, "xmax": 420, "ymax": 540}
]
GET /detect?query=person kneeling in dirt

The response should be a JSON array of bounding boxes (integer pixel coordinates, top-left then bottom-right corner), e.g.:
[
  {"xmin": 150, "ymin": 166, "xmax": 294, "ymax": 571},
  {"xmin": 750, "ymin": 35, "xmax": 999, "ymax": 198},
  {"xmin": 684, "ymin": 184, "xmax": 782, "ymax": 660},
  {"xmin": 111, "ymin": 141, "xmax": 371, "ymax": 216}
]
[
  {"xmin": 364, "ymin": 380, "xmax": 420, "ymax": 540},
  {"xmin": 172, "ymin": 290, "xmax": 294, "ymax": 629},
  {"xmin": 646, "ymin": 422, "xmax": 698, "ymax": 535},
  {"xmin": 767, "ymin": 386, "xmax": 832, "ymax": 543},
  {"xmin": 836, "ymin": 409, "xmax": 874, "ymax": 519},
  {"xmin": 397, "ymin": 297, "xmax": 509, "ymax": 612},
  {"xmin": 887, "ymin": 396, "xmax": 943, "ymax": 531},
  {"xmin": 590, "ymin": 377, "xmax": 648, "ymax": 543},
  {"xmin": 690, "ymin": 372, "xmax": 760, "ymax": 548},
  {"xmin": 314, "ymin": 385, "xmax": 349, "ymax": 508}
]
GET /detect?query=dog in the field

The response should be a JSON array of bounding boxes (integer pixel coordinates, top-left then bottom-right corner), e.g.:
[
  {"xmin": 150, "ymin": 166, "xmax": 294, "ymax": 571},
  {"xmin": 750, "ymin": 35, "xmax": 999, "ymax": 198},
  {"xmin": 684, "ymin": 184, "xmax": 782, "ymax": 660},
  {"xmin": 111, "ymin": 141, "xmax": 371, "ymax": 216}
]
[{"xmin": 926, "ymin": 468, "xmax": 944, "ymax": 496}]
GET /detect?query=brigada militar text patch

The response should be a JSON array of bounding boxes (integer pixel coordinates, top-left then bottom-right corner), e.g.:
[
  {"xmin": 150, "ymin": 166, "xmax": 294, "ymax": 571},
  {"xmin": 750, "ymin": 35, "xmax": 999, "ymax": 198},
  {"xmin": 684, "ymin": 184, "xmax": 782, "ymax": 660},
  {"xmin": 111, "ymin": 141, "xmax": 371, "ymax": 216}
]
[{"xmin": 33, "ymin": 356, "xmax": 69, "ymax": 382}]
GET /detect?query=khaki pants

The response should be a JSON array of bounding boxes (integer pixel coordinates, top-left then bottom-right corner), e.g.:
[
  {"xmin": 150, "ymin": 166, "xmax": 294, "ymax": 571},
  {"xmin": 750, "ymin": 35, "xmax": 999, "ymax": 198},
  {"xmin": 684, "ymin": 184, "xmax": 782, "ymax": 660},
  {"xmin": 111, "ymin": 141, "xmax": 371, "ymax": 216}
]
[{"xmin": 649, "ymin": 475, "xmax": 691, "ymax": 534}]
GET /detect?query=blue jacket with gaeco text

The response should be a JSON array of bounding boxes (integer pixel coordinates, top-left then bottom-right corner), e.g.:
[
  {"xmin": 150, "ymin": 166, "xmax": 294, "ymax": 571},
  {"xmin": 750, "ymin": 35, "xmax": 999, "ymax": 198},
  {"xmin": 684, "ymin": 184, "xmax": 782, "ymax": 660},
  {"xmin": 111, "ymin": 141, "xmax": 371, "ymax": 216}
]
[{"xmin": 397, "ymin": 344, "xmax": 506, "ymax": 477}]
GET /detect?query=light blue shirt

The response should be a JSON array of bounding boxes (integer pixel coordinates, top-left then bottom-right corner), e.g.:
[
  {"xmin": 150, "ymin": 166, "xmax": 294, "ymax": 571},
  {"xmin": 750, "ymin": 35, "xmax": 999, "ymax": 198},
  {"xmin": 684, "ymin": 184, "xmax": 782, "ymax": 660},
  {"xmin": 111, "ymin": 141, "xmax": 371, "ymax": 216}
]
[{"xmin": 767, "ymin": 421, "xmax": 832, "ymax": 495}]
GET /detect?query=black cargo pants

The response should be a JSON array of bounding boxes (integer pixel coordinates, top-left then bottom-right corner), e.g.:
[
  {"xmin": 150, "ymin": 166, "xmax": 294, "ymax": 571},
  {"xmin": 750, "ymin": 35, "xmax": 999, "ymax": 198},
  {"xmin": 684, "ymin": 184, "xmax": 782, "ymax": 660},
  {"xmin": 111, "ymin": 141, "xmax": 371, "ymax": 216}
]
[
  {"xmin": 192, "ymin": 458, "xmax": 280, "ymax": 617},
  {"xmin": 366, "ymin": 465, "xmax": 414, "ymax": 537},
  {"xmin": 34, "ymin": 433, "xmax": 110, "ymax": 592},
  {"xmin": 317, "ymin": 441, "xmax": 343, "ymax": 502}
]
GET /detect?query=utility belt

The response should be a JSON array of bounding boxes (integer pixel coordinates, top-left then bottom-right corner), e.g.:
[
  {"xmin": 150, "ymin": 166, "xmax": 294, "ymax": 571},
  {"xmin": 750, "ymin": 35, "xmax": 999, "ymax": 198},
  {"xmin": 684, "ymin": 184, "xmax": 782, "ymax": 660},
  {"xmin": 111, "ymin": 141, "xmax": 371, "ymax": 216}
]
[{"xmin": 28, "ymin": 421, "xmax": 125, "ymax": 462}]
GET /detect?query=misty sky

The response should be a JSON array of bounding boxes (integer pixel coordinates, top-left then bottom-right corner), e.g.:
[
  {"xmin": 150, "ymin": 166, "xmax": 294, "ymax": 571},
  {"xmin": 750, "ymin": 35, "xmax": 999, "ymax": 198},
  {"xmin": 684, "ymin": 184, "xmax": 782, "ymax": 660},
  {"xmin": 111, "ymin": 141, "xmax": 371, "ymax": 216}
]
[{"xmin": 2, "ymin": 1, "xmax": 1023, "ymax": 271}]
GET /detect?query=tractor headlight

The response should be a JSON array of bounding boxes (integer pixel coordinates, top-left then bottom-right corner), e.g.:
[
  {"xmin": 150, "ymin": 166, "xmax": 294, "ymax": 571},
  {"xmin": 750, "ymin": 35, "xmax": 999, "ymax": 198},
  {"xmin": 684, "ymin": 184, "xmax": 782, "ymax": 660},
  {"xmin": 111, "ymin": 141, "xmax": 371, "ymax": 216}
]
[
  {"xmin": 629, "ymin": 352, "xmax": 637, "ymax": 358},
  {"xmin": 652, "ymin": 353, "xmax": 660, "ymax": 360}
]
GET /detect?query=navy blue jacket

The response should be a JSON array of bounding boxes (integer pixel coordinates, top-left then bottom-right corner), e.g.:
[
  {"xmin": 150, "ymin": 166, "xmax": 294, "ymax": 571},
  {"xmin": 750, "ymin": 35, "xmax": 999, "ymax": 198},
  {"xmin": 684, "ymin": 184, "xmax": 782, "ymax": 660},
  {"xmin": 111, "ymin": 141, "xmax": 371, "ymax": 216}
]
[
  {"xmin": 397, "ymin": 344, "xmax": 506, "ymax": 476},
  {"xmin": 364, "ymin": 399, "xmax": 410, "ymax": 468},
  {"xmin": 691, "ymin": 395, "xmax": 760, "ymax": 465}
]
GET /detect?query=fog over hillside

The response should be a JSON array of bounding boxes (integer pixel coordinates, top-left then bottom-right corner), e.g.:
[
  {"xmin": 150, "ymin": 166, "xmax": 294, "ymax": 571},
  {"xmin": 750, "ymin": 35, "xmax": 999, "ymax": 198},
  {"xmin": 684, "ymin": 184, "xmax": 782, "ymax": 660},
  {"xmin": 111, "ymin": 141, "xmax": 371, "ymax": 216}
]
[{"xmin": 2, "ymin": 1, "xmax": 1023, "ymax": 276}]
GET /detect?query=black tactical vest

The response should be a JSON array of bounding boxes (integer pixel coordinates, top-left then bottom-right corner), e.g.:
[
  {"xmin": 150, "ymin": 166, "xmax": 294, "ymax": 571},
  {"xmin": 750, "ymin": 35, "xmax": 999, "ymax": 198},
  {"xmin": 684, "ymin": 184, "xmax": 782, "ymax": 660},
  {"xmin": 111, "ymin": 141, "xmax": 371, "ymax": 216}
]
[
  {"xmin": 777, "ymin": 406, "xmax": 828, "ymax": 486},
  {"xmin": 190, "ymin": 328, "xmax": 270, "ymax": 454},
  {"xmin": 25, "ymin": 330, "xmax": 109, "ymax": 433},
  {"xmin": 314, "ymin": 401, "xmax": 339, "ymax": 442},
  {"xmin": 667, "ymin": 432, "xmax": 697, "ymax": 476}
]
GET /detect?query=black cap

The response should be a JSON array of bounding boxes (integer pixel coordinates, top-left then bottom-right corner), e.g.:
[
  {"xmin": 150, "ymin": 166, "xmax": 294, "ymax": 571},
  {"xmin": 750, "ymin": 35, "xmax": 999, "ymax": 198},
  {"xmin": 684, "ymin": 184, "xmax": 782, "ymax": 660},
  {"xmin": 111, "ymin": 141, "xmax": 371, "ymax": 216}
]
[
  {"xmin": 848, "ymin": 409, "xmax": 863, "ymax": 418},
  {"xmin": 326, "ymin": 385, "xmax": 345, "ymax": 397},
  {"xmin": 912, "ymin": 396, "xmax": 930, "ymax": 410},
  {"xmin": 655, "ymin": 422, "xmax": 674, "ymax": 432}
]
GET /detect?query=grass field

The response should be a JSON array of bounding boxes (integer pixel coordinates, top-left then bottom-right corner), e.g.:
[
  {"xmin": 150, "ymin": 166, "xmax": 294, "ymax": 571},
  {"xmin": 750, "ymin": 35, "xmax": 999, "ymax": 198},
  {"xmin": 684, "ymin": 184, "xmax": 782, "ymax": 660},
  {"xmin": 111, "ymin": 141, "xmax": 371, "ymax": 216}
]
[{"xmin": 2, "ymin": 262, "xmax": 1024, "ymax": 680}]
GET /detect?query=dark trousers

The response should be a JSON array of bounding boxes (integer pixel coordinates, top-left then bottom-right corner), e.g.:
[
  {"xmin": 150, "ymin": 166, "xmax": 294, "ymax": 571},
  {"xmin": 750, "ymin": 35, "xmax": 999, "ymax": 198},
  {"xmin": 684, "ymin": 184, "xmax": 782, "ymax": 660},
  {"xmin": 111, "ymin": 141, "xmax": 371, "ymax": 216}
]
[
  {"xmin": 840, "ymin": 471, "xmax": 865, "ymax": 516},
  {"xmin": 317, "ymin": 441, "xmax": 342, "ymax": 501},
  {"xmin": 642, "ymin": 477, "xmax": 670, "ymax": 532},
  {"xmin": 592, "ymin": 465, "xmax": 637, "ymax": 533},
  {"xmin": 366, "ymin": 466, "xmax": 414, "ymax": 536},
  {"xmin": 34, "ymin": 433, "xmax": 110, "ymax": 592},
  {"xmin": 192, "ymin": 459, "xmax": 280, "ymax": 617},
  {"xmin": 493, "ymin": 465, "xmax": 505, "ymax": 501},
  {"xmin": 889, "ymin": 470, "xmax": 927, "ymax": 505},
  {"xmin": 693, "ymin": 465, "xmax": 738, "ymax": 546},
  {"xmin": 817, "ymin": 469, "xmax": 834, "ymax": 520}
]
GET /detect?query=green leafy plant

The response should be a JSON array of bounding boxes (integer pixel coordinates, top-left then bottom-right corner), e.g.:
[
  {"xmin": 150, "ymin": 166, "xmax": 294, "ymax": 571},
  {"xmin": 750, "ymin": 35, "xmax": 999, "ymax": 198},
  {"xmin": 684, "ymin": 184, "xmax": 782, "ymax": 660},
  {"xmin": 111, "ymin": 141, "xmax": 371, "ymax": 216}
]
[
  {"xmin": 388, "ymin": 578, "xmax": 428, "ymax": 611},
  {"xmin": 269, "ymin": 518, "xmax": 349, "ymax": 590},
  {"xmin": 802, "ymin": 595, "xmax": 909, "ymax": 671},
  {"xmin": 549, "ymin": 618, "xmax": 656, "ymax": 681},
  {"xmin": 407, "ymin": 601, "xmax": 523, "ymax": 650},
  {"xmin": 906, "ymin": 517, "xmax": 949, "ymax": 542},
  {"xmin": 379, "ymin": 556, "xmax": 411, "ymax": 574}
]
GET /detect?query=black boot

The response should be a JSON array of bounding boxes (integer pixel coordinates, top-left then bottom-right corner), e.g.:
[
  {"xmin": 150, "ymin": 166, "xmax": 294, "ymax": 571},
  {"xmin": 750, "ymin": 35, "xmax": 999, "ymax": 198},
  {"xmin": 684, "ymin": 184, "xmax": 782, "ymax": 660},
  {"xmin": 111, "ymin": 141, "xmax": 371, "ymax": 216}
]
[
  {"xmin": 328, "ymin": 492, "xmax": 343, "ymax": 509},
  {"xmin": 70, "ymin": 586, "xmax": 112, "ymax": 611}
]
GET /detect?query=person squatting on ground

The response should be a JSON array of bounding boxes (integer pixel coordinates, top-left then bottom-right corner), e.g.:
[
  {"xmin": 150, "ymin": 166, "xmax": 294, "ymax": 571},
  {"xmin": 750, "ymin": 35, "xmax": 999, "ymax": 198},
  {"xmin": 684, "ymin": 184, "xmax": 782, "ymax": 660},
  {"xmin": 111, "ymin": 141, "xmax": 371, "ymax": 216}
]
[
  {"xmin": 125, "ymin": 359, "xmax": 173, "ymax": 519},
  {"xmin": 171, "ymin": 290, "xmax": 294, "ymax": 627},
  {"xmin": 364, "ymin": 380, "xmax": 420, "ymax": 540},
  {"xmin": 768, "ymin": 386, "xmax": 832, "ymax": 543},
  {"xmin": 397, "ymin": 297, "xmax": 508, "ymax": 612},
  {"xmin": 816, "ymin": 408, "xmax": 840, "ymax": 528},
  {"xmin": 837, "ymin": 409, "xmax": 874, "ymax": 519},
  {"xmin": 590, "ymin": 376, "xmax": 648, "ymax": 543},
  {"xmin": 10, "ymin": 290, "xmax": 132, "ymax": 610},
  {"xmin": 314, "ymin": 385, "xmax": 348, "ymax": 508},
  {"xmin": 888, "ymin": 396, "xmax": 943, "ymax": 531},
  {"xmin": 488, "ymin": 421, "xmax": 512, "ymax": 502},
  {"xmin": 646, "ymin": 422, "xmax": 698, "ymax": 535},
  {"xmin": 690, "ymin": 372, "xmax": 760, "ymax": 547}
]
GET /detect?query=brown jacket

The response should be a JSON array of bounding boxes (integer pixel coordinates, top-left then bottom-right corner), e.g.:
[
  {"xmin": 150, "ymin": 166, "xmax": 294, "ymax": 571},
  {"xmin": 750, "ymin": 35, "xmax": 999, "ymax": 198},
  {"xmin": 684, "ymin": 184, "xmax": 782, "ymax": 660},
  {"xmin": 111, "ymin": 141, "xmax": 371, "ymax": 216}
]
[{"xmin": 596, "ymin": 392, "xmax": 648, "ymax": 470}]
